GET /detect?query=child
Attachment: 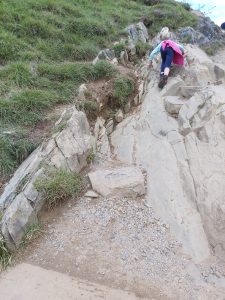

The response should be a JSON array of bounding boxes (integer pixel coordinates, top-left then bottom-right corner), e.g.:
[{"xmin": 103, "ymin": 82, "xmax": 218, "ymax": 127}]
[{"xmin": 148, "ymin": 40, "xmax": 185, "ymax": 88}]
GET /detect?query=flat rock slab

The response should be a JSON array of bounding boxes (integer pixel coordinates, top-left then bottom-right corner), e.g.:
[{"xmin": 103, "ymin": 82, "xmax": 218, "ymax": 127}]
[
  {"xmin": 0, "ymin": 263, "xmax": 142, "ymax": 300},
  {"xmin": 164, "ymin": 96, "xmax": 187, "ymax": 115},
  {"xmin": 89, "ymin": 166, "xmax": 145, "ymax": 197}
]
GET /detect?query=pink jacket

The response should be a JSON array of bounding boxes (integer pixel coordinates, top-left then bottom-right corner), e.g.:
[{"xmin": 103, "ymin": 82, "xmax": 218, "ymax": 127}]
[{"xmin": 162, "ymin": 40, "xmax": 184, "ymax": 65}]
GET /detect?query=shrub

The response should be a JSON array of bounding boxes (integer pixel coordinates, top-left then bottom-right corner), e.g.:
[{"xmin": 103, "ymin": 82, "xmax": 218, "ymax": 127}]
[{"xmin": 35, "ymin": 168, "xmax": 82, "ymax": 209}]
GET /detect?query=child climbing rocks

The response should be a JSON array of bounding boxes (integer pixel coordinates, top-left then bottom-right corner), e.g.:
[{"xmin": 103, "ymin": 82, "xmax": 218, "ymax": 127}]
[{"xmin": 148, "ymin": 39, "xmax": 185, "ymax": 89}]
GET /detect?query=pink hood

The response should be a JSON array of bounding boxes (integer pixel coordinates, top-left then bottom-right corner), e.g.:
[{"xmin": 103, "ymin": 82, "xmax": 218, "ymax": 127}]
[{"xmin": 162, "ymin": 40, "xmax": 184, "ymax": 65}]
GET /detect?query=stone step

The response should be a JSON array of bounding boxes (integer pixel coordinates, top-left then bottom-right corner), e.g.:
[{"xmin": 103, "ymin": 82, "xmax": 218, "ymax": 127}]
[{"xmin": 0, "ymin": 263, "xmax": 145, "ymax": 300}]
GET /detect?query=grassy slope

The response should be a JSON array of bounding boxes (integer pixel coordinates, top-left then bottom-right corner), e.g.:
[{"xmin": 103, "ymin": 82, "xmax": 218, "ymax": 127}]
[{"xmin": 0, "ymin": 0, "xmax": 197, "ymax": 180}]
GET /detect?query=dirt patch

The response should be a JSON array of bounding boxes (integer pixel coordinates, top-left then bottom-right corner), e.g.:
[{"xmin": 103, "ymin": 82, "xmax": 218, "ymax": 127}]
[{"xmin": 84, "ymin": 65, "xmax": 139, "ymax": 123}]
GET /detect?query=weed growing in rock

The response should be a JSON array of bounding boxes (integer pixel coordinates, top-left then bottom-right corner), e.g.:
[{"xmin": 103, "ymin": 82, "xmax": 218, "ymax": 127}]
[
  {"xmin": 0, "ymin": 236, "xmax": 12, "ymax": 270},
  {"xmin": 35, "ymin": 169, "xmax": 82, "ymax": 209},
  {"xmin": 202, "ymin": 41, "xmax": 223, "ymax": 56},
  {"xmin": 77, "ymin": 100, "xmax": 98, "ymax": 119},
  {"xmin": 20, "ymin": 224, "xmax": 43, "ymax": 248},
  {"xmin": 87, "ymin": 148, "xmax": 96, "ymax": 164}
]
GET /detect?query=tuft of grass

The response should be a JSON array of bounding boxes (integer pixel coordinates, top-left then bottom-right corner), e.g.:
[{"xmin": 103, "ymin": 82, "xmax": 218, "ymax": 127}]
[
  {"xmin": 20, "ymin": 223, "xmax": 42, "ymax": 248},
  {"xmin": 0, "ymin": 30, "xmax": 25, "ymax": 65},
  {"xmin": 113, "ymin": 76, "xmax": 135, "ymax": 107},
  {"xmin": 35, "ymin": 168, "xmax": 82, "ymax": 209},
  {"xmin": 38, "ymin": 61, "xmax": 115, "ymax": 83},
  {"xmin": 0, "ymin": 235, "xmax": 12, "ymax": 270},
  {"xmin": 0, "ymin": 135, "xmax": 37, "ymax": 178},
  {"xmin": 77, "ymin": 100, "xmax": 98, "ymax": 119},
  {"xmin": 0, "ymin": 90, "xmax": 57, "ymax": 126},
  {"xmin": 135, "ymin": 41, "xmax": 150, "ymax": 58},
  {"xmin": 112, "ymin": 42, "xmax": 126, "ymax": 58},
  {"xmin": 87, "ymin": 148, "xmax": 96, "ymax": 164},
  {"xmin": 0, "ymin": 62, "xmax": 33, "ymax": 87},
  {"xmin": 53, "ymin": 122, "xmax": 67, "ymax": 134},
  {"xmin": 202, "ymin": 41, "xmax": 223, "ymax": 56}
]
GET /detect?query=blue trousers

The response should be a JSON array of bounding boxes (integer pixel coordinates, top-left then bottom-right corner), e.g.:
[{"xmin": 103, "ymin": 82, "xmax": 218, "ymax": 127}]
[{"xmin": 160, "ymin": 47, "xmax": 174, "ymax": 74}]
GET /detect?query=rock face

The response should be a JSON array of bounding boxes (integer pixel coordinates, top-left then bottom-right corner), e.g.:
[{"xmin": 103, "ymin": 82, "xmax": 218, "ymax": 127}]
[
  {"xmin": 111, "ymin": 46, "xmax": 225, "ymax": 262},
  {"xmin": 0, "ymin": 107, "xmax": 92, "ymax": 250},
  {"xmin": 126, "ymin": 22, "xmax": 149, "ymax": 43},
  {"xmin": 89, "ymin": 166, "xmax": 145, "ymax": 197},
  {"xmin": 178, "ymin": 15, "xmax": 225, "ymax": 47}
]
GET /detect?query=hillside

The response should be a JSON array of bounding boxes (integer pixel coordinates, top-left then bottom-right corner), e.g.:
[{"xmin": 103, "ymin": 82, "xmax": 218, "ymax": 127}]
[
  {"xmin": 0, "ymin": 0, "xmax": 198, "ymax": 183},
  {"xmin": 2, "ymin": 0, "xmax": 225, "ymax": 299}
]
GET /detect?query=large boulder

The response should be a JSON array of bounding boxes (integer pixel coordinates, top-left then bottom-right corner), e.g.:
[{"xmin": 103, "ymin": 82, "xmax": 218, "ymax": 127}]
[
  {"xmin": 89, "ymin": 166, "xmax": 145, "ymax": 197},
  {"xmin": 126, "ymin": 22, "xmax": 149, "ymax": 43}
]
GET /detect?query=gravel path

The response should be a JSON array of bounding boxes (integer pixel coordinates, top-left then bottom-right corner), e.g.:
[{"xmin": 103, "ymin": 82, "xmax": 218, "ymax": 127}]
[{"xmin": 18, "ymin": 187, "xmax": 225, "ymax": 300}]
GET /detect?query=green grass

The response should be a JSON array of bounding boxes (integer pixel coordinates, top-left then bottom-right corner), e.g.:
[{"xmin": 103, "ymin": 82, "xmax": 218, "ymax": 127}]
[
  {"xmin": 0, "ymin": 235, "xmax": 12, "ymax": 270},
  {"xmin": 113, "ymin": 76, "xmax": 135, "ymax": 107},
  {"xmin": 0, "ymin": 0, "xmax": 198, "ymax": 181},
  {"xmin": 35, "ymin": 168, "xmax": 82, "ymax": 209},
  {"xmin": 0, "ymin": 134, "xmax": 37, "ymax": 179},
  {"xmin": 20, "ymin": 223, "xmax": 43, "ymax": 248},
  {"xmin": 202, "ymin": 41, "xmax": 224, "ymax": 56}
]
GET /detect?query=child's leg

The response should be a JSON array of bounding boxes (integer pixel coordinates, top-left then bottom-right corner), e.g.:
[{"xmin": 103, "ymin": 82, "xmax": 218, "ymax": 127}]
[
  {"xmin": 163, "ymin": 47, "xmax": 174, "ymax": 76},
  {"xmin": 160, "ymin": 48, "xmax": 166, "ymax": 76},
  {"xmin": 158, "ymin": 48, "xmax": 174, "ymax": 88}
]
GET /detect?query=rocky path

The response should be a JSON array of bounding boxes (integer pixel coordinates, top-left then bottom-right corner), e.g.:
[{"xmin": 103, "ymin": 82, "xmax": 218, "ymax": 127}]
[{"xmin": 12, "ymin": 182, "xmax": 224, "ymax": 300}]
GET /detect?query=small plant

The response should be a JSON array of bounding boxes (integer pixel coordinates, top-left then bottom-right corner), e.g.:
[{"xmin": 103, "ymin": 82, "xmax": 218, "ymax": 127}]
[
  {"xmin": 112, "ymin": 42, "xmax": 126, "ymax": 58},
  {"xmin": 135, "ymin": 41, "xmax": 149, "ymax": 58},
  {"xmin": 53, "ymin": 122, "xmax": 67, "ymax": 134},
  {"xmin": 87, "ymin": 148, "xmax": 95, "ymax": 164},
  {"xmin": 16, "ymin": 174, "xmax": 30, "ymax": 195},
  {"xmin": 77, "ymin": 100, "xmax": 98, "ymax": 119},
  {"xmin": 112, "ymin": 76, "xmax": 135, "ymax": 108},
  {"xmin": 202, "ymin": 41, "xmax": 222, "ymax": 56},
  {"xmin": 0, "ymin": 235, "xmax": 12, "ymax": 270},
  {"xmin": 35, "ymin": 168, "xmax": 82, "ymax": 209},
  {"xmin": 20, "ymin": 223, "xmax": 42, "ymax": 248}
]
